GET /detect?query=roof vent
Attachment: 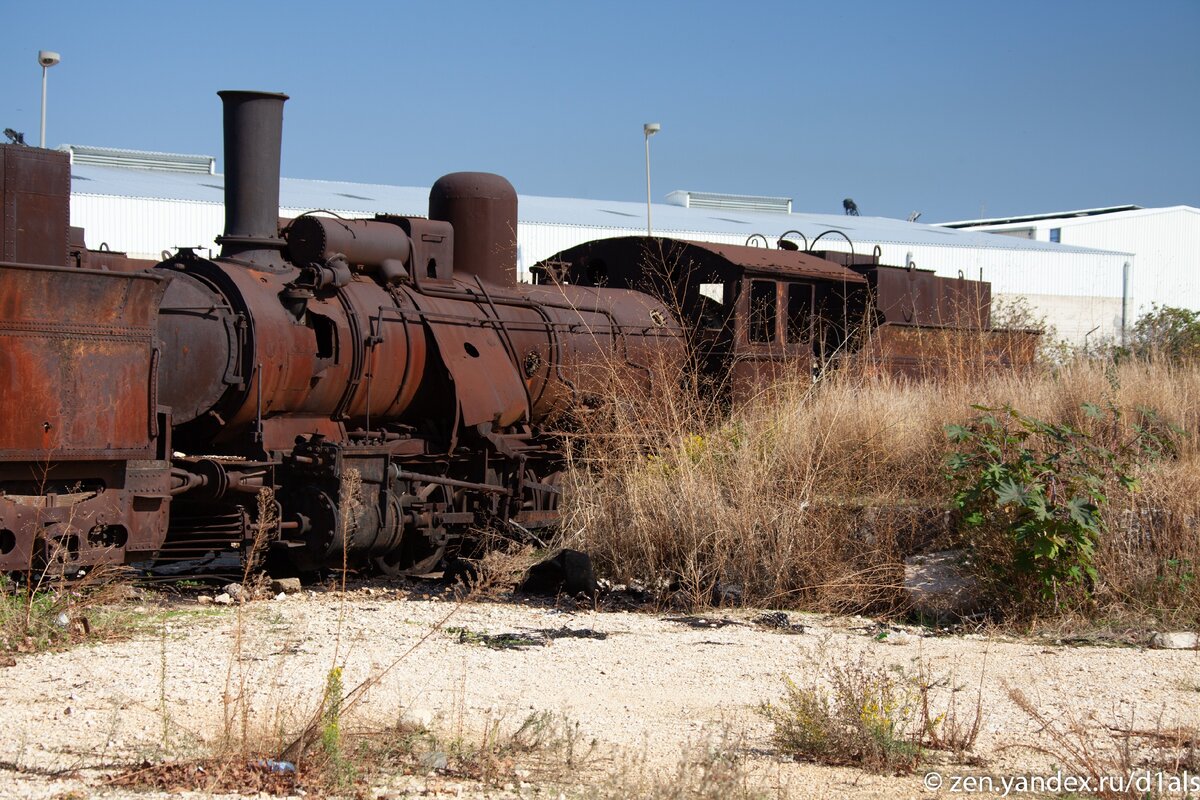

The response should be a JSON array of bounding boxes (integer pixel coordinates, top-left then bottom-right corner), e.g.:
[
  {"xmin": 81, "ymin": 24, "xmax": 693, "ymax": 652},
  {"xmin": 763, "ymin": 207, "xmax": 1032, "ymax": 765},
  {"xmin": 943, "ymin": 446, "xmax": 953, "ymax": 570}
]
[
  {"xmin": 666, "ymin": 190, "xmax": 792, "ymax": 214},
  {"xmin": 59, "ymin": 144, "xmax": 216, "ymax": 175}
]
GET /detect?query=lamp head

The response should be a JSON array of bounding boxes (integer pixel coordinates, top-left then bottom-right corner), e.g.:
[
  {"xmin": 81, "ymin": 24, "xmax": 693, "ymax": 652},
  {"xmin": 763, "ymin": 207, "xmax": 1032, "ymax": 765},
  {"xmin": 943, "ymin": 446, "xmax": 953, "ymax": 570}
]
[
  {"xmin": 38, "ymin": 51, "xmax": 61, "ymax": 68},
  {"xmin": 643, "ymin": 122, "xmax": 661, "ymax": 137}
]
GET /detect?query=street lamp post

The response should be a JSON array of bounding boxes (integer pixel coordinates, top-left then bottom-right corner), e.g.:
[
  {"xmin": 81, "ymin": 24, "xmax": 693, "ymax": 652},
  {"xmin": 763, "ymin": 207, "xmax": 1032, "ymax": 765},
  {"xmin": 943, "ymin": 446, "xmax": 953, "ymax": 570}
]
[
  {"xmin": 37, "ymin": 50, "xmax": 61, "ymax": 149},
  {"xmin": 643, "ymin": 122, "xmax": 660, "ymax": 237}
]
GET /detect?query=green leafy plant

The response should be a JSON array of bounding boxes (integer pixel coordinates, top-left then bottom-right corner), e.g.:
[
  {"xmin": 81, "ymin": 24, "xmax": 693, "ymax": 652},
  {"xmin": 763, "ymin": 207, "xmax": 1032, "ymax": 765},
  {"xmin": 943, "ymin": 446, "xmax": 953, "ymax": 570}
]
[
  {"xmin": 945, "ymin": 403, "xmax": 1176, "ymax": 606},
  {"xmin": 1129, "ymin": 305, "xmax": 1200, "ymax": 362}
]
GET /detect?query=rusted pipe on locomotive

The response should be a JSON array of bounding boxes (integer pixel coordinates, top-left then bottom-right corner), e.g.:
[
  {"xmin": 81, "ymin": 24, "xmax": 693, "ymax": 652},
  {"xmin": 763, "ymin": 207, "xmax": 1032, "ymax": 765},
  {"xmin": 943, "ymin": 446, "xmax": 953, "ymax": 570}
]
[
  {"xmin": 287, "ymin": 216, "xmax": 411, "ymax": 271},
  {"xmin": 285, "ymin": 216, "xmax": 412, "ymax": 289},
  {"xmin": 215, "ymin": 90, "xmax": 289, "ymax": 270},
  {"xmin": 169, "ymin": 460, "xmax": 272, "ymax": 499}
]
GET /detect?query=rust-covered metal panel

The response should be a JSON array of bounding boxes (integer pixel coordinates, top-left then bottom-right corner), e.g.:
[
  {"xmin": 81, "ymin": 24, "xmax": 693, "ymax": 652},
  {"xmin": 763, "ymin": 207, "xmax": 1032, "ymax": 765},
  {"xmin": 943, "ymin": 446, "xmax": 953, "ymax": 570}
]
[
  {"xmin": 0, "ymin": 458, "xmax": 172, "ymax": 572},
  {"xmin": 0, "ymin": 263, "xmax": 167, "ymax": 459},
  {"xmin": 516, "ymin": 282, "xmax": 686, "ymax": 421},
  {"xmin": 859, "ymin": 323, "xmax": 1039, "ymax": 377},
  {"xmin": 1, "ymin": 145, "xmax": 70, "ymax": 268},
  {"xmin": 404, "ymin": 290, "xmax": 529, "ymax": 428},
  {"xmin": 855, "ymin": 264, "xmax": 991, "ymax": 330}
]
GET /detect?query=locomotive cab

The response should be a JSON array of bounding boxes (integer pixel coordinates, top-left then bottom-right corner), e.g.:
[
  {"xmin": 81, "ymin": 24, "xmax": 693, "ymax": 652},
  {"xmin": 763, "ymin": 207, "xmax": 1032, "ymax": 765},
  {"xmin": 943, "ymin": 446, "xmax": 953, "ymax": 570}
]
[{"xmin": 533, "ymin": 236, "xmax": 868, "ymax": 399}]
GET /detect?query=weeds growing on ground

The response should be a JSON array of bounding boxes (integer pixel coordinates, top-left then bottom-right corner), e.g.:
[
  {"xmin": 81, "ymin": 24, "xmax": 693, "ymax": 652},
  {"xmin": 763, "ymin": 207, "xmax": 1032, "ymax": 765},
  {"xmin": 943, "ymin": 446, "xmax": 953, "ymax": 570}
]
[
  {"xmin": 561, "ymin": 356, "xmax": 1200, "ymax": 624},
  {"xmin": 584, "ymin": 728, "xmax": 767, "ymax": 800},
  {"xmin": 760, "ymin": 655, "xmax": 924, "ymax": 773},
  {"xmin": 945, "ymin": 403, "xmax": 1180, "ymax": 611},
  {"xmin": 0, "ymin": 565, "xmax": 134, "ymax": 654},
  {"xmin": 759, "ymin": 648, "xmax": 985, "ymax": 774},
  {"xmin": 1006, "ymin": 687, "xmax": 1199, "ymax": 800}
]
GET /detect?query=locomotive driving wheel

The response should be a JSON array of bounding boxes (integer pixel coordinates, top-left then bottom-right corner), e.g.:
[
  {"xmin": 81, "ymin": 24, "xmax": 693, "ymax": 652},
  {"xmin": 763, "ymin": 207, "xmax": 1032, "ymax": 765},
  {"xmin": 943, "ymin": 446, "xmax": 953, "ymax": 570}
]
[
  {"xmin": 371, "ymin": 483, "xmax": 450, "ymax": 577},
  {"xmin": 523, "ymin": 467, "xmax": 562, "ymax": 514}
]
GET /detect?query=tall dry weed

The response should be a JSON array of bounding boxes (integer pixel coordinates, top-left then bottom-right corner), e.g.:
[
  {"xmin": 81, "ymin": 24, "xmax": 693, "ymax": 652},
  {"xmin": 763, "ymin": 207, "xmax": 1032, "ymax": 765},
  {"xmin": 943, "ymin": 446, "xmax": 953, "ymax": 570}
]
[{"xmin": 561, "ymin": 354, "xmax": 1200, "ymax": 621}]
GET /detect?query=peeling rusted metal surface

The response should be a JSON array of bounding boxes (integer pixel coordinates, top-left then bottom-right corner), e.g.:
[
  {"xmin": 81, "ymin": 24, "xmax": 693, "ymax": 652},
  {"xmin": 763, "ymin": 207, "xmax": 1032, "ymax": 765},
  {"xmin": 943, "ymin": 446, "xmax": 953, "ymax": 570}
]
[
  {"xmin": 404, "ymin": 288, "xmax": 530, "ymax": 428},
  {"xmin": 856, "ymin": 264, "xmax": 991, "ymax": 329},
  {"xmin": 1, "ymin": 145, "xmax": 70, "ymax": 268},
  {"xmin": 0, "ymin": 263, "xmax": 167, "ymax": 459}
]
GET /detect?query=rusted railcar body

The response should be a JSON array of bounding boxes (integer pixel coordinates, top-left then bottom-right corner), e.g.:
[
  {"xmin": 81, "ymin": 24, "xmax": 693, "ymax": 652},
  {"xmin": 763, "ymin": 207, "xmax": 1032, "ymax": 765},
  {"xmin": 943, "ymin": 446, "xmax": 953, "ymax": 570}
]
[
  {"xmin": 537, "ymin": 237, "xmax": 1033, "ymax": 393},
  {"xmin": 532, "ymin": 236, "xmax": 868, "ymax": 398},
  {"xmin": 0, "ymin": 261, "xmax": 172, "ymax": 568},
  {"xmin": 0, "ymin": 143, "xmax": 173, "ymax": 571},
  {"xmin": 0, "ymin": 258, "xmax": 170, "ymax": 571}
]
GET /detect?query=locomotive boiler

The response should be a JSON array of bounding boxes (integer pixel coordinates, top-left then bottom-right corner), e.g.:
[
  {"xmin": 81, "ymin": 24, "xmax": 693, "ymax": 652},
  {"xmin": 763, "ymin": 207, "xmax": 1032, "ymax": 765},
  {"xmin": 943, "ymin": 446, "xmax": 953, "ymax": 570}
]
[{"xmin": 0, "ymin": 90, "xmax": 682, "ymax": 577}]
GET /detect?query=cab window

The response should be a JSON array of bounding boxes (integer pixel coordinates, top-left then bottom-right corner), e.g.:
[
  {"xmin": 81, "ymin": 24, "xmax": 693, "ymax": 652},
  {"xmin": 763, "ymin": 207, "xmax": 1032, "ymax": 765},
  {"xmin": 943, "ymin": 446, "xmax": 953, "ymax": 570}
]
[
  {"xmin": 748, "ymin": 280, "xmax": 777, "ymax": 343},
  {"xmin": 786, "ymin": 282, "xmax": 814, "ymax": 343}
]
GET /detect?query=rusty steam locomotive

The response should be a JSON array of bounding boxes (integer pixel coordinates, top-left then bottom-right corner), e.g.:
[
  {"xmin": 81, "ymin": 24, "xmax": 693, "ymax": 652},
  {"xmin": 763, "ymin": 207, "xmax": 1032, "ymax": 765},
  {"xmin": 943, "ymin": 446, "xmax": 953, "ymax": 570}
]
[{"xmin": 0, "ymin": 90, "xmax": 1028, "ymax": 579}]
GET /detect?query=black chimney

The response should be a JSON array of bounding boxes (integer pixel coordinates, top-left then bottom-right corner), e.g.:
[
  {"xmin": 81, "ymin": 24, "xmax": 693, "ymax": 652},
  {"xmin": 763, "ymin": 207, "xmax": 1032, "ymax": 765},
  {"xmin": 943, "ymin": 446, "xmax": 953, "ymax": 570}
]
[{"xmin": 215, "ymin": 90, "xmax": 289, "ymax": 268}]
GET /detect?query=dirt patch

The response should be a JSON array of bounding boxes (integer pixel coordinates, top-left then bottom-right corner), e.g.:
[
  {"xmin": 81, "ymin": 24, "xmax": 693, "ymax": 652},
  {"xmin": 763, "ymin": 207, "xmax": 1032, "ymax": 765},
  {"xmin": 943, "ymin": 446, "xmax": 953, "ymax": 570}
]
[{"xmin": 1, "ymin": 589, "xmax": 1198, "ymax": 799}]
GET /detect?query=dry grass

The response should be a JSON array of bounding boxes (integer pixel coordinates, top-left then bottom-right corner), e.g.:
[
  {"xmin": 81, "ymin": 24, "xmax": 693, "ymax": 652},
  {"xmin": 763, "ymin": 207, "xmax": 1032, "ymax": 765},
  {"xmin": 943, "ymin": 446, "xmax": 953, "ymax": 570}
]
[
  {"xmin": 759, "ymin": 648, "xmax": 985, "ymax": 774},
  {"xmin": 584, "ymin": 729, "xmax": 768, "ymax": 800},
  {"xmin": 0, "ymin": 564, "xmax": 137, "ymax": 655},
  {"xmin": 1006, "ymin": 687, "xmax": 1199, "ymax": 800},
  {"xmin": 560, "ymin": 356, "xmax": 1200, "ymax": 621}
]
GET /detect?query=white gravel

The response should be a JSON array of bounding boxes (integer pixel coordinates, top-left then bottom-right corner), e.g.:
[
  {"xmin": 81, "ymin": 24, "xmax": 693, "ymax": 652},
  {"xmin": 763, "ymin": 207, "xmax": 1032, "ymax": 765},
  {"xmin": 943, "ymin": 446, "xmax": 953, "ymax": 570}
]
[{"xmin": 2, "ymin": 588, "xmax": 1198, "ymax": 799}]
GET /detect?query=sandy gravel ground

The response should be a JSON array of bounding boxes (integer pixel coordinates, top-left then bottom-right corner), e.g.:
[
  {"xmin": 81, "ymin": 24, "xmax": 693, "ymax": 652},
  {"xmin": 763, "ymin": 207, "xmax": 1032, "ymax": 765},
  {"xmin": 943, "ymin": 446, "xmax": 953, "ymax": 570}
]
[{"xmin": 2, "ymin": 586, "xmax": 1198, "ymax": 799}]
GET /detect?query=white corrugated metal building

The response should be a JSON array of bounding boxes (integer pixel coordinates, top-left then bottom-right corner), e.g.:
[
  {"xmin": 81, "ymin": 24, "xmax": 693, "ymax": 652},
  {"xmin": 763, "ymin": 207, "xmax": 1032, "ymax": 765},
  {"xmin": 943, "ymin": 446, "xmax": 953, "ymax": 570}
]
[
  {"xmin": 63, "ymin": 145, "xmax": 1133, "ymax": 346},
  {"xmin": 941, "ymin": 205, "xmax": 1200, "ymax": 318}
]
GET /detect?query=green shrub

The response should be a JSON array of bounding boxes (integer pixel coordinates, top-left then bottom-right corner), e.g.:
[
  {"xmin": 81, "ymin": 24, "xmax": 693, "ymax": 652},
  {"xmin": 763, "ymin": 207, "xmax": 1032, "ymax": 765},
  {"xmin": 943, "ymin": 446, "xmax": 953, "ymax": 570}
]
[
  {"xmin": 1129, "ymin": 305, "xmax": 1200, "ymax": 362},
  {"xmin": 945, "ymin": 403, "xmax": 1176, "ymax": 608}
]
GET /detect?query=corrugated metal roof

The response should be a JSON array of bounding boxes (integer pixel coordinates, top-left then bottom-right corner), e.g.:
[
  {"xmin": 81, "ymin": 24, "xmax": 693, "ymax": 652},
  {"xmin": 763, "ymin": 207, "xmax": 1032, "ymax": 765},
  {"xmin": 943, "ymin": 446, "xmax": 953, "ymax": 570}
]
[
  {"xmin": 939, "ymin": 205, "xmax": 1144, "ymax": 227},
  {"xmin": 947, "ymin": 205, "xmax": 1199, "ymax": 229},
  {"xmin": 67, "ymin": 162, "xmax": 1124, "ymax": 257}
]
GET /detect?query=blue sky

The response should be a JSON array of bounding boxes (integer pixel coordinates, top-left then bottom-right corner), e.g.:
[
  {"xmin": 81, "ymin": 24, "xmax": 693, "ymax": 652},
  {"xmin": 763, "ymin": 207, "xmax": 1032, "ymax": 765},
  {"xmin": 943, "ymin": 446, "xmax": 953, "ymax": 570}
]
[{"xmin": 3, "ymin": 1, "xmax": 1197, "ymax": 222}]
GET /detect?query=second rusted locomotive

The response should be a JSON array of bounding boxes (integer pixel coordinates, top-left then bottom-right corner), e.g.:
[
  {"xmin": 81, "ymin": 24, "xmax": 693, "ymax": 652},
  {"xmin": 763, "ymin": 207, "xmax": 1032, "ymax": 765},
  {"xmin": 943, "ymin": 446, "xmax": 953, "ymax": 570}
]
[{"xmin": 0, "ymin": 88, "xmax": 1028, "ymax": 579}]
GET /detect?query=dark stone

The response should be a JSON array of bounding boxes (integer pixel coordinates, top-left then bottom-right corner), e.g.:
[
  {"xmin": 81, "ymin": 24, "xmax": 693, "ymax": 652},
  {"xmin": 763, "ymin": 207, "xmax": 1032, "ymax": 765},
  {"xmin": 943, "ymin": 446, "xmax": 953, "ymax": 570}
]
[
  {"xmin": 753, "ymin": 611, "xmax": 790, "ymax": 628},
  {"xmin": 711, "ymin": 581, "xmax": 743, "ymax": 606},
  {"xmin": 443, "ymin": 557, "xmax": 479, "ymax": 588},
  {"xmin": 519, "ymin": 549, "xmax": 597, "ymax": 598}
]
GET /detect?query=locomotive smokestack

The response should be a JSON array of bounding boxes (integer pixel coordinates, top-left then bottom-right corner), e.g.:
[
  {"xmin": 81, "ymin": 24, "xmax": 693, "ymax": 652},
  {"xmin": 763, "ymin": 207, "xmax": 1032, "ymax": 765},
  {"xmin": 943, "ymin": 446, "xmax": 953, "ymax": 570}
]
[
  {"xmin": 216, "ymin": 90, "xmax": 289, "ymax": 268},
  {"xmin": 429, "ymin": 172, "xmax": 518, "ymax": 286}
]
